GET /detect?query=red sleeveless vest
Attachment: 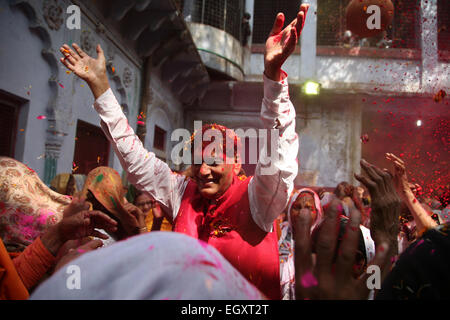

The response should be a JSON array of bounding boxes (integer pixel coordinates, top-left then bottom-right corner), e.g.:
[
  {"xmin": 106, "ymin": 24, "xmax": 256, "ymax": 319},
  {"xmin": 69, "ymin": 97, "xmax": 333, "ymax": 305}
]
[{"xmin": 174, "ymin": 175, "xmax": 281, "ymax": 300}]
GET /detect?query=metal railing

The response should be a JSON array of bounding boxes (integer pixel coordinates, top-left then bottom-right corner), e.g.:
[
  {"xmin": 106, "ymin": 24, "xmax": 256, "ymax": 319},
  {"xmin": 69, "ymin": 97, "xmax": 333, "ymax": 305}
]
[{"xmin": 179, "ymin": 0, "xmax": 247, "ymax": 43}]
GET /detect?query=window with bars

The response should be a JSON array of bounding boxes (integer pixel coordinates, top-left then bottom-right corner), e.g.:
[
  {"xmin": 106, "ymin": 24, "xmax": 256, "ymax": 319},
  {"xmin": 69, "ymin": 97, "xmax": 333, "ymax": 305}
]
[
  {"xmin": 180, "ymin": 0, "xmax": 245, "ymax": 42},
  {"xmin": 0, "ymin": 91, "xmax": 21, "ymax": 158},
  {"xmin": 317, "ymin": 0, "xmax": 420, "ymax": 49},
  {"xmin": 153, "ymin": 125, "xmax": 167, "ymax": 151},
  {"xmin": 252, "ymin": 0, "xmax": 302, "ymax": 44},
  {"xmin": 0, "ymin": 102, "xmax": 18, "ymax": 157},
  {"xmin": 438, "ymin": 0, "xmax": 450, "ymax": 60}
]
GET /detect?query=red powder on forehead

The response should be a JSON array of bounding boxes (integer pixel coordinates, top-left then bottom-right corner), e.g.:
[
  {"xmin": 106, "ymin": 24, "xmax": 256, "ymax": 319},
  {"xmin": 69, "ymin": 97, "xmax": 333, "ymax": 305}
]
[
  {"xmin": 298, "ymin": 192, "xmax": 314, "ymax": 198},
  {"xmin": 191, "ymin": 123, "xmax": 242, "ymax": 162}
]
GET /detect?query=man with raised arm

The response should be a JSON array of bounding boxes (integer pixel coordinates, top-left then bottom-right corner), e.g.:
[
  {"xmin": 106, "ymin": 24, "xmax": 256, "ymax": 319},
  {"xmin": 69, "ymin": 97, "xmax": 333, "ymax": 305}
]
[{"xmin": 59, "ymin": 4, "xmax": 309, "ymax": 299}]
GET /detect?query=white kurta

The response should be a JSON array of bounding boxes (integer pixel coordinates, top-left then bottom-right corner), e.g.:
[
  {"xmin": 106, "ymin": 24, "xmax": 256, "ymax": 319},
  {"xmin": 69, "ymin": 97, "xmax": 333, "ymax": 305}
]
[{"xmin": 92, "ymin": 73, "xmax": 299, "ymax": 232}]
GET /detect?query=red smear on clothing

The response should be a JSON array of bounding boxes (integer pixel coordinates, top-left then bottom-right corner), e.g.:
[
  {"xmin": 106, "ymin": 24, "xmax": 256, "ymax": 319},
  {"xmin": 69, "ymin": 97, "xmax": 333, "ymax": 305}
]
[
  {"xmin": 198, "ymin": 260, "xmax": 217, "ymax": 268},
  {"xmin": 36, "ymin": 115, "xmax": 46, "ymax": 120},
  {"xmin": 59, "ymin": 83, "xmax": 64, "ymax": 88}
]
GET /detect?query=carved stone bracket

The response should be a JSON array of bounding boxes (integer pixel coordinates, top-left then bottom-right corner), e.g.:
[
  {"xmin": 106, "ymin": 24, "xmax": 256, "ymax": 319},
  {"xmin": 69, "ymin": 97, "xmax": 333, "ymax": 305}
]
[
  {"xmin": 122, "ymin": 66, "xmax": 133, "ymax": 88},
  {"xmin": 80, "ymin": 29, "xmax": 95, "ymax": 56},
  {"xmin": 42, "ymin": 0, "xmax": 63, "ymax": 31}
]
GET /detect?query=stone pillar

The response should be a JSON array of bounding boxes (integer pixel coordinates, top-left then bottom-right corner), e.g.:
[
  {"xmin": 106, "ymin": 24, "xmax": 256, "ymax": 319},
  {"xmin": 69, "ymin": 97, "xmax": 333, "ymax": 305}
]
[
  {"xmin": 420, "ymin": 0, "xmax": 438, "ymax": 93},
  {"xmin": 136, "ymin": 58, "xmax": 152, "ymax": 143},
  {"xmin": 245, "ymin": 0, "xmax": 255, "ymax": 46},
  {"xmin": 300, "ymin": 0, "xmax": 317, "ymax": 81}
]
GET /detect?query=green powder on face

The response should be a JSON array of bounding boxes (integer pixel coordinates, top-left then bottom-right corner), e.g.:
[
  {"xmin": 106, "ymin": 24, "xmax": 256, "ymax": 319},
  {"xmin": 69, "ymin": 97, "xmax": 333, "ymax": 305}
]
[{"xmin": 96, "ymin": 174, "xmax": 104, "ymax": 183}]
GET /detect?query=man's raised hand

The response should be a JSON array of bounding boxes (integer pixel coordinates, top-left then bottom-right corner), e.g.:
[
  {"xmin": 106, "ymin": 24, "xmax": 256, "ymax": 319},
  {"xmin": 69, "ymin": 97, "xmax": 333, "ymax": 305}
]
[
  {"xmin": 59, "ymin": 43, "xmax": 110, "ymax": 99},
  {"xmin": 264, "ymin": 4, "xmax": 309, "ymax": 81}
]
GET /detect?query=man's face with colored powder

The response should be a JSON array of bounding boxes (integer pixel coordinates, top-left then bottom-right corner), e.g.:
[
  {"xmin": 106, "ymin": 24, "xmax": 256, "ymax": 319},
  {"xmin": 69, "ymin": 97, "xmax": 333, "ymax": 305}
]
[{"xmin": 191, "ymin": 148, "xmax": 240, "ymax": 200}]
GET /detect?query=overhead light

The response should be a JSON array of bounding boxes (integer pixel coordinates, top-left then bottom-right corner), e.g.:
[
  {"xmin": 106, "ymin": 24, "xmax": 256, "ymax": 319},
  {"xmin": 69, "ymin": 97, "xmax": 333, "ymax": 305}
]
[
  {"xmin": 416, "ymin": 119, "xmax": 422, "ymax": 127},
  {"xmin": 303, "ymin": 81, "xmax": 321, "ymax": 95}
]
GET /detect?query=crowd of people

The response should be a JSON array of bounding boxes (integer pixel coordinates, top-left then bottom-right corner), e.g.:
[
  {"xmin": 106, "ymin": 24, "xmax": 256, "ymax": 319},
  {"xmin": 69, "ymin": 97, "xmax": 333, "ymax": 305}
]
[{"xmin": 1, "ymin": 4, "xmax": 449, "ymax": 300}]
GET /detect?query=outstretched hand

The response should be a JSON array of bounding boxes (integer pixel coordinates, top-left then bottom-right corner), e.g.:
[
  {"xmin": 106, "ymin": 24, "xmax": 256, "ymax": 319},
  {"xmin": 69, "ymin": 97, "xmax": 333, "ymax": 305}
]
[
  {"xmin": 116, "ymin": 201, "xmax": 147, "ymax": 237},
  {"xmin": 41, "ymin": 197, "xmax": 118, "ymax": 255},
  {"xmin": 59, "ymin": 43, "xmax": 110, "ymax": 99},
  {"xmin": 354, "ymin": 159, "xmax": 401, "ymax": 252},
  {"xmin": 385, "ymin": 153, "xmax": 437, "ymax": 234},
  {"xmin": 293, "ymin": 201, "xmax": 391, "ymax": 299},
  {"xmin": 62, "ymin": 195, "xmax": 90, "ymax": 218},
  {"xmin": 264, "ymin": 4, "xmax": 309, "ymax": 81},
  {"xmin": 57, "ymin": 209, "xmax": 118, "ymax": 242},
  {"xmin": 385, "ymin": 153, "xmax": 411, "ymax": 198}
]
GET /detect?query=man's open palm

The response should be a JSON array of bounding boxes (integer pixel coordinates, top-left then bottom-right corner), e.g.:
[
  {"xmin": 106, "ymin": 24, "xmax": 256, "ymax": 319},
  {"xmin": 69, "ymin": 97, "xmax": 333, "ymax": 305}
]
[{"xmin": 264, "ymin": 4, "xmax": 309, "ymax": 80}]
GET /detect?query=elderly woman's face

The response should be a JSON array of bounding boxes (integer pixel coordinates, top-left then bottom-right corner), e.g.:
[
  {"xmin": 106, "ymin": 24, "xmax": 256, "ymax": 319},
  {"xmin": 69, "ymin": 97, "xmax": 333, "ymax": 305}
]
[{"xmin": 290, "ymin": 193, "xmax": 317, "ymax": 223}]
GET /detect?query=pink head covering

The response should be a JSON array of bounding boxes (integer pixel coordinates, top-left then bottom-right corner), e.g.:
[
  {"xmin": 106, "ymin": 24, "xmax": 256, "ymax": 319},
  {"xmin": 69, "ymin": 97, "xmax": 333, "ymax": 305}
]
[{"xmin": 287, "ymin": 188, "xmax": 324, "ymax": 232}]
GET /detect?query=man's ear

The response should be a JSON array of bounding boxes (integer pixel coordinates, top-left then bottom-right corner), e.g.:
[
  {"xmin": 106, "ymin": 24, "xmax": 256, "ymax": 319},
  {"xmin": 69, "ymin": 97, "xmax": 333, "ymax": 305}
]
[{"xmin": 233, "ymin": 162, "xmax": 242, "ymax": 175}]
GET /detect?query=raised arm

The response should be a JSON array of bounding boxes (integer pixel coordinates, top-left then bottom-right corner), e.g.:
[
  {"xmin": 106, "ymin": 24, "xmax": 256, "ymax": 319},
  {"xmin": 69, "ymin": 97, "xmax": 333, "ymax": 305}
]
[
  {"xmin": 59, "ymin": 44, "xmax": 186, "ymax": 220},
  {"xmin": 385, "ymin": 153, "xmax": 437, "ymax": 234},
  {"xmin": 248, "ymin": 4, "xmax": 309, "ymax": 232}
]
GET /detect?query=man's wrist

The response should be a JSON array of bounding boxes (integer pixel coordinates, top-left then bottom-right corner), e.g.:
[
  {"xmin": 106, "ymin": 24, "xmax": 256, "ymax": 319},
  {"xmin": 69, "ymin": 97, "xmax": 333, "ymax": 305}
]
[
  {"xmin": 263, "ymin": 68, "xmax": 283, "ymax": 82},
  {"xmin": 88, "ymin": 76, "xmax": 110, "ymax": 100}
]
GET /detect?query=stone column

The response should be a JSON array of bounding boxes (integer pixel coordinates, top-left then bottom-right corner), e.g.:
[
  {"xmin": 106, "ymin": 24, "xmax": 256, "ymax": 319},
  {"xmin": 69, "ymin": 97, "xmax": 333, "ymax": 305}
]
[
  {"xmin": 136, "ymin": 58, "xmax": 152, "ymax": 144},
  {"xmin": 245, "ymin": 0, "xmax": 254, "ymax": 45},
  {"xmin": 300, "ymin": 0, "xmax": 317, "ymax": 81},
  {"xmin": 420, "ymin": 0, "xmax": 438, "ymax": 94}
]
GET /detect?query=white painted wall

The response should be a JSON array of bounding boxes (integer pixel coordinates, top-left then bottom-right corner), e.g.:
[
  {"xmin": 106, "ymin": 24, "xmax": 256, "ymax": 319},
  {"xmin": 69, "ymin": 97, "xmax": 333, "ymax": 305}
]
[
  {"xmin": 144, "ymin": 71, "xmax": 184, "ymax": 170},
  {"xmin": 0, "ymin": 1, "xmax": 142, "ymax": 181},
  {"xmin": 0, "ymin": 2, "xmax": 52, "ymax": 174}
]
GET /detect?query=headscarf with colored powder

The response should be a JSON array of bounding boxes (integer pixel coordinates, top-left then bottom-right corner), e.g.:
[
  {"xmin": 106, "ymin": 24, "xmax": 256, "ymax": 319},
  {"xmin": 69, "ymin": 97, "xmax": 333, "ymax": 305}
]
[
  {"xmin": 287, "ymin": 188, "xmax": 324, "ymax": 232},
  {"xmin": 30, "ymin": 232, "xmax": 264, "ymax": 300},
  {"xmin": 50, "ymin": 173, "xmax": 71, "ymax": 195},
  {"xmin": 81, "ymin": 167, "xmax": 125, "ymax": 218},
  {"xmin": 0, "ymin": 157, "xmax": 71, "ymax": 252},
  {"xmin": 279, "ymin": 188, "xmax": 323, "ymax": 300}
]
